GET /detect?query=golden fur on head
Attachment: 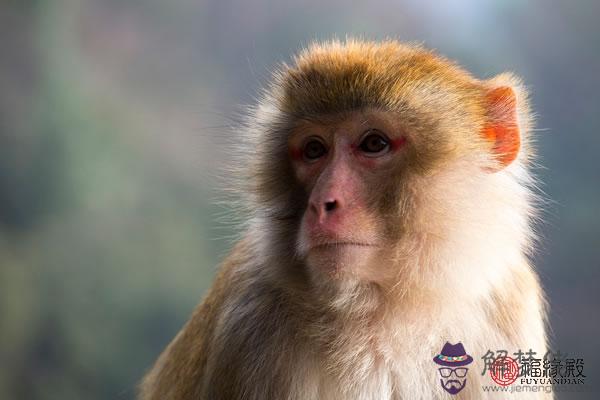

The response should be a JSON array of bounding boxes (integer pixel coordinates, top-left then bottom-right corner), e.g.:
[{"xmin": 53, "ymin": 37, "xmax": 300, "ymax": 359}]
[{"xmin": 277, "ymin": 39, "xmax": 483, "ymax": 117}]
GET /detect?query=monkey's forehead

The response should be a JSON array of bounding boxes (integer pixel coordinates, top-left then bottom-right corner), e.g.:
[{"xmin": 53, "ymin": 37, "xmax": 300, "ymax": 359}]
[{"xmin": 273, "ymin": 39, "xmax": 483, "ymax": 118}]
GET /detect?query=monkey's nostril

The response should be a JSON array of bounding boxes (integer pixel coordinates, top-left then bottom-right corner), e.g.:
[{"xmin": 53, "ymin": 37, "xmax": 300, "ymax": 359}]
[{"xmin": 324, "ymin": 200, "xmax": 337, "ymax": 212}]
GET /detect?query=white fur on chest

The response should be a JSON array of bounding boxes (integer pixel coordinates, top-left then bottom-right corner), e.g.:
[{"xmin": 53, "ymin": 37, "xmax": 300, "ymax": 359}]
[{"xmin": 284, "ymin": 304, "xmax": 545, "ymax": 400}]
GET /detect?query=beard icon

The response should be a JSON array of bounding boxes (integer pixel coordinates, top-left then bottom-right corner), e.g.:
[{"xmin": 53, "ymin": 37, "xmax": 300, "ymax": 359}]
[{"xmin": 440, "ymin": 376, "xmax": 467, "ymax": 395}]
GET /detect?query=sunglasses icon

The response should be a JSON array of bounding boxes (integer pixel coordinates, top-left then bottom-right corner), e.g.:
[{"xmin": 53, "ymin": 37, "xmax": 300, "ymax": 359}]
[{"xmin": 438, "ymin": 367, "xmax": 468, "ymax": 378}]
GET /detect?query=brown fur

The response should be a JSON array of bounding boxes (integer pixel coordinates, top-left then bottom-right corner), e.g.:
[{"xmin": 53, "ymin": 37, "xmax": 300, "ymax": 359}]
[{"xmin": 140, "ymin": 39, "xmax": 549, "ymax": 400}]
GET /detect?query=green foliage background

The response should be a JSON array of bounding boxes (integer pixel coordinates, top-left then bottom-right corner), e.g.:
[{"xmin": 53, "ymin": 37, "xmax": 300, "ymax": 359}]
[{"xmin": 0, "ymin": 1, "xmax": 598, "ymax": 399}]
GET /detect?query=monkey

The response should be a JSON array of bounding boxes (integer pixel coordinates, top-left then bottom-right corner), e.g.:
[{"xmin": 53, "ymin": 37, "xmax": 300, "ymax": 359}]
[{"xmin": 139, "ymin": 39, "xmax": 550, "ymax": 399}]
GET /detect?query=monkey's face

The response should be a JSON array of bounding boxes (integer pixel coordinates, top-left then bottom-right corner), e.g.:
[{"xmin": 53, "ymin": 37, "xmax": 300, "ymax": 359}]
[
  {"xmin": 252, "ymin": 40, "xmax": 524, "ymax": 294},
  {"xmin": 289, "ymin": 110, "xmax": 413, "ymax": 279}
]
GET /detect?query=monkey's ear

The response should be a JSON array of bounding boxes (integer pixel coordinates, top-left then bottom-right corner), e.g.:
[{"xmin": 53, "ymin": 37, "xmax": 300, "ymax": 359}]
[{"xmin": 482, "ymin": 86, "xmax": 520, "ymax": 169}]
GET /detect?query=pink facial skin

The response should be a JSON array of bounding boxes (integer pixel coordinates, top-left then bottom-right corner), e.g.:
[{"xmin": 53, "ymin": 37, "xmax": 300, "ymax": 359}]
[
  {"xmin": 390, "ymin": 136, "xmax": 407, "ymax": 152},
  {"xmin": 288, "ymin": 147, "xmax": 304, "ymax": 162},
  {"xmin": 287, "ymin": 110, "xmax": 411, "ymax": 276},
  {"xmin": 302, "ymin": 152, "xmax": 357, "ymax": 241},
  {"xmin": 291, "ymin": 132, "xmax": 407, "ymax": 262}
]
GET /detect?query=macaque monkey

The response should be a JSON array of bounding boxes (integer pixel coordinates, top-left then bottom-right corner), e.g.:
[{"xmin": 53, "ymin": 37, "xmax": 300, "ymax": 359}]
[{"xmin": 140, "ymin": 39, "xmax": 549, "ymax": 399}]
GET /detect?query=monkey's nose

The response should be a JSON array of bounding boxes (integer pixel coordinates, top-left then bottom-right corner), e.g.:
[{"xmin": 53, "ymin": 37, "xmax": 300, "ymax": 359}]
[
  {"xmin": 324, "ymin": 200, "xmax": 338, "ymax": 212},
  {"xmin": 309, "ymin": 198, "xmax": 339, "ymax": 219}
]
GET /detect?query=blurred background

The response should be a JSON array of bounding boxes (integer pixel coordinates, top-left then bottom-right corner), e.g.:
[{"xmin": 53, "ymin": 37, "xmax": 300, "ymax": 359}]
[{"xmin": 1, "ymin": 0, "xmax": 598, "ymax": 399}]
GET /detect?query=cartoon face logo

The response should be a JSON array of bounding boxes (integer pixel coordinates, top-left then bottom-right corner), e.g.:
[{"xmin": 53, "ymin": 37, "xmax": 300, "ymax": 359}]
[{"xmin": 433, "ymin": 342, "xmax": 473, "ymax": 395}]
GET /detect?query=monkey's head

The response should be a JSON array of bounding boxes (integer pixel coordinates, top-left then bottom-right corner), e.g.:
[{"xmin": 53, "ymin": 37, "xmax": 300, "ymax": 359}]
[{"xmin": 245, "ymin": 40, "xmax": 534, "ymax": 299}]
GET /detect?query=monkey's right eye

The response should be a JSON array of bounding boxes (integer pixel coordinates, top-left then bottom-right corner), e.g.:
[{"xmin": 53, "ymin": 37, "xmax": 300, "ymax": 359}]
[{"xmin": 303, "ymin": 138, "xmax": 327, "ymax": 161}]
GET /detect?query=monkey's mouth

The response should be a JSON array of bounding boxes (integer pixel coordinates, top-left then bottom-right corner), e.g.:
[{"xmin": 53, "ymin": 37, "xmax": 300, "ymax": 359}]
[{"xmin": 310, "ymin": 242, "xmax": 378, "ymax": 251}]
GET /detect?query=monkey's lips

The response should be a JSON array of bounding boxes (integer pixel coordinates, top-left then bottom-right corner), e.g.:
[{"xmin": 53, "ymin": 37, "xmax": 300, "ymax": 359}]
[{"xmin": 309, "ymin": 242, "xmax": 378, "ymax": 251}]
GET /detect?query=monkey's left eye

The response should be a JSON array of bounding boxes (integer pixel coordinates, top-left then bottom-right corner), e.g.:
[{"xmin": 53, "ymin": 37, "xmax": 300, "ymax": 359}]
[
  {"xmin": 359, "ymin": 131, "xmax": 390, "ymax": 156},
  {"xmin": 303, "ymin": 137, "xmax": 328, "ymax": 161}
]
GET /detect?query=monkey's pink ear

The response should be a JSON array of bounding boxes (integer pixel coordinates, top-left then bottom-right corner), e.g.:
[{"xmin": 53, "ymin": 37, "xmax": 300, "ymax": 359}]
[{"xmin": 482, "ymin": 86, "xmax": 520, "ymax": 169}]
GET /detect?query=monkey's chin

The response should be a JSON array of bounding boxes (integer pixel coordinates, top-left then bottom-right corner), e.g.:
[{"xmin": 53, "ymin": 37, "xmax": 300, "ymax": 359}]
[{"xmin": 305, "ymin": 244, "xmax": 375, "ymax": 278}]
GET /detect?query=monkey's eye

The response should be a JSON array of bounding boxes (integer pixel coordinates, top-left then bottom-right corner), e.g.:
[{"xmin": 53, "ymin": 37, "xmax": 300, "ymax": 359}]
[
  {"xmin": 303, "ymin": 137, "xmax": 327, "ymax": 161},
  {"xmin": 358, "ymin": 131, "xmax": 390, "ymax": 156}
]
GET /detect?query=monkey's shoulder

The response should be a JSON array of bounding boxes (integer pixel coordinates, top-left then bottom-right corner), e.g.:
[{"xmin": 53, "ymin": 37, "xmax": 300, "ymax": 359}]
[{"xmin": 139, "ymin": 238, "xmax": 266, "ymax": 399}]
